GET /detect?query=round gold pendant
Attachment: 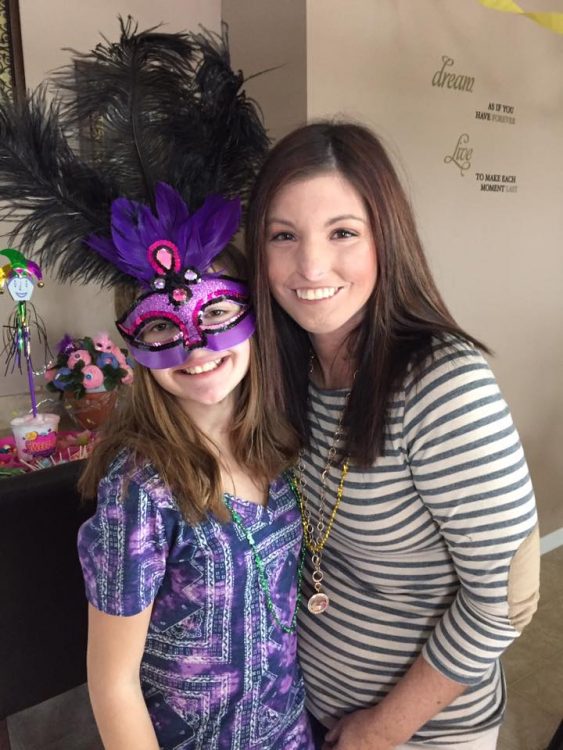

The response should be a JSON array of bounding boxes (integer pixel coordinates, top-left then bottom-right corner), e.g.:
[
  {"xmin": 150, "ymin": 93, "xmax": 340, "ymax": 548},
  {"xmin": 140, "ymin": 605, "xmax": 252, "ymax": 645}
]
[{"xmin": 308, "ymin": 592, "xmax": 329, "ymax": 614}]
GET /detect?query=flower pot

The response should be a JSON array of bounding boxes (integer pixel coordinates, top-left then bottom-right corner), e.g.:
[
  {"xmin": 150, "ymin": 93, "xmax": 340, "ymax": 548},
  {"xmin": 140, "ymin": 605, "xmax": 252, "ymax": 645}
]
[{"xmin": 64, "ymin": 390, "xmax": 118, "ymax": 430}]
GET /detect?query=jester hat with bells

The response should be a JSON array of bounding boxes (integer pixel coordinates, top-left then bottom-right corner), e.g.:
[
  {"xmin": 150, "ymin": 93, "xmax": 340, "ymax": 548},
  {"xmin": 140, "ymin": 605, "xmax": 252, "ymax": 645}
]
[{"xmin": 0, "ymin": 248, "xmax": 44, "ymax": 301}]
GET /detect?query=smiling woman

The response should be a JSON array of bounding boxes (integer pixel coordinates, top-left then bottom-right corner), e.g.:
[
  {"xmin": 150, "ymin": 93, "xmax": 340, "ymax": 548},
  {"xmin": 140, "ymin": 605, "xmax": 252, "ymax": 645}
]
[
  {"xmin": 247, "ymin": 120, "xmax": 540, "ymax": 750},
  {"xmin": 0, "ymin": 0, "xmax": 25, "ymax": 102}
]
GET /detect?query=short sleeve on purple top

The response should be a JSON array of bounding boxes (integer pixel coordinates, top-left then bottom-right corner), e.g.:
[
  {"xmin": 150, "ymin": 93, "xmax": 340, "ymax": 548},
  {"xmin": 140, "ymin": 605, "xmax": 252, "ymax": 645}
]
[{"xmin": 78, "ymin": 453, "xmax": 313, "ymax": 750}]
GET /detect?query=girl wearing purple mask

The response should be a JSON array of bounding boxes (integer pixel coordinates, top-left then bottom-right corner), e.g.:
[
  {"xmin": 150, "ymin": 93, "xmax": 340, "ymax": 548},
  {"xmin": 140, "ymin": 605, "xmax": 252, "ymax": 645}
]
[
  {"xmin": 76, "ymin": 189, "xmax": 312, "ymax": 750},
  {"xmin": 0, "ymin": 21, "xmax": 313, "ymax": 750}
]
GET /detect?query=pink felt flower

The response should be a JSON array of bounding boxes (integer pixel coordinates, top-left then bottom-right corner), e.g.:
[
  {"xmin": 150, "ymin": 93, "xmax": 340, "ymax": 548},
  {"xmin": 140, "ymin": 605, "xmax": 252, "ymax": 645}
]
[
  {"xmin": 82, "ymin": 365, "xmax": 104, "ymax": 390},
  {"xmin": 68, "ymin": 349, "xmax": 92, "ymax": 368}
]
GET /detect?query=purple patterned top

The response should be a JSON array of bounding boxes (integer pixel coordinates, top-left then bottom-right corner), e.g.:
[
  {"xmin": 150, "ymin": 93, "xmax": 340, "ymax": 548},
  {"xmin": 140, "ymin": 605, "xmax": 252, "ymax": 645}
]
[{"xmin": 78, "ymin": 453, "xmax": 313, "ymax": 750}]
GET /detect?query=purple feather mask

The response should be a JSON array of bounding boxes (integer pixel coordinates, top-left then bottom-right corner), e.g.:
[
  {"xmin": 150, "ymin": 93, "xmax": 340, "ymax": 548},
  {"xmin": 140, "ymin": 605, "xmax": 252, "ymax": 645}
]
[{"xmin": 86, "ymin": 183, "xmax": 255, "ymax": 369}]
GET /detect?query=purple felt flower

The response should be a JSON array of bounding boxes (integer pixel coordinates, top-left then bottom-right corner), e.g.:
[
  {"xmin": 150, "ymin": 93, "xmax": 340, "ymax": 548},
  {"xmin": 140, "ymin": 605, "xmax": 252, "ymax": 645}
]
[
  {"xmin": 56, "ymin": 334, "xmax": 75, "ymax": 355},
  {"xmin": 52, "ymin": 367, "xmax": 73, "ymax": 390}
]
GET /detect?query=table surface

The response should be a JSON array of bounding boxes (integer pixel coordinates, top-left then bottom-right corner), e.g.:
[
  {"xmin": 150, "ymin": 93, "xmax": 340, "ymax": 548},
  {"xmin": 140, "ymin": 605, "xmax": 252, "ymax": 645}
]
[{"xmin": 0, "ymin": 430, "xmax": 94, "ymax": 478}]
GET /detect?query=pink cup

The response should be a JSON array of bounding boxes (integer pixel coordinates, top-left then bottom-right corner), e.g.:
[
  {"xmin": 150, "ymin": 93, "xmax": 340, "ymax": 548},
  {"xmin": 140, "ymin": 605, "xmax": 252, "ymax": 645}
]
[{"xmin": 10, "ymin": 413, "xmax": 60, "ymax": 462}]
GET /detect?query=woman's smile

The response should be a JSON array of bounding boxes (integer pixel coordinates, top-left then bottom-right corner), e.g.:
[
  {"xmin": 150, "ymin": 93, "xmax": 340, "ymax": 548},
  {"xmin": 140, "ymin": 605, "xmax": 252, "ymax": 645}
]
[{"xmin": 294, "ymin": 286, "xmax": 342, "ymax": 301}]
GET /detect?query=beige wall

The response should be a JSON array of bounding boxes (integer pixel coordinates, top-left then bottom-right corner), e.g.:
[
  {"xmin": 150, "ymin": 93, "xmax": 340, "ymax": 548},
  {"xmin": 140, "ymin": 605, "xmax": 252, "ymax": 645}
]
[
  {"xmin": 222, "ymin": 0, "xmax": 307, "ymax": 144},
  {"xmin": 306, "ymin": 0, "xmax": 563, "ymax": 538},
  {"xmin": 0, "ymin": 0, "xmax": 220, "ymax": 426}
]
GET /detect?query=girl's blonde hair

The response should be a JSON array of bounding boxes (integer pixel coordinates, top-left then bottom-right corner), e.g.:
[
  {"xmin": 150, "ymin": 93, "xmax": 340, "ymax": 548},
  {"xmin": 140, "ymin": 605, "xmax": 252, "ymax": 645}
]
[{"xmin": 79, "ymin": 249, "xmax": 298, "ymax": 523}]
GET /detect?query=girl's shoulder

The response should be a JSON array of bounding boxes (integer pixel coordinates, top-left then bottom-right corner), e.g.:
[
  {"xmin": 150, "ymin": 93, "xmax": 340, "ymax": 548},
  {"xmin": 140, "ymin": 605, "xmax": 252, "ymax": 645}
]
[{"xmin": 100, "ymin": 449, "xmax": 178, "ymax": 512}]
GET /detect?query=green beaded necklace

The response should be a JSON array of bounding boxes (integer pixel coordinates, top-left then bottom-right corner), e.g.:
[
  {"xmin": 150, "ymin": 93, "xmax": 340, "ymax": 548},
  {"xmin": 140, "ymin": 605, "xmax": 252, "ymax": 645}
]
[{"xmin": 224, "ymin": 496, "xmax": 305, "ymax": 634}]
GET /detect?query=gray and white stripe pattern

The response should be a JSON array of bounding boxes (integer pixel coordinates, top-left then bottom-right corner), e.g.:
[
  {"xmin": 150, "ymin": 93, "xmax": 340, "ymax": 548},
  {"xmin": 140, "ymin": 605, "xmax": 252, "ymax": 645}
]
[{"xmin": 297, "ymin": 337, "xmax": 537, "ymax": 744}]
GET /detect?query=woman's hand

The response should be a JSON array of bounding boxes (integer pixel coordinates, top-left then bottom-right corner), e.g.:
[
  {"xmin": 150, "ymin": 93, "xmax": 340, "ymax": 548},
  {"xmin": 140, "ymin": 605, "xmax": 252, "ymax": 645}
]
[
  {"xmin": 322, "ymin": 708, "xmax": 395, "ymax": 750},
  {"xmin": 322, "ymin": 654, "xmax": 467, "ymax": 750}
]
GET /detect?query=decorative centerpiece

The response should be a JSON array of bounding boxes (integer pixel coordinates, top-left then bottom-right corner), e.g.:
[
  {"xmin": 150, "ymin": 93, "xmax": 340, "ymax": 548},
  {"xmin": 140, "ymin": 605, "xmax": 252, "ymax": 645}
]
[
  {"xmin": 45, "ymin": 332, "xmax": 133, "ymax": 429},
  {"xmin": 1, "ymin": 249, "xmax": 61, "ymax": 462}
]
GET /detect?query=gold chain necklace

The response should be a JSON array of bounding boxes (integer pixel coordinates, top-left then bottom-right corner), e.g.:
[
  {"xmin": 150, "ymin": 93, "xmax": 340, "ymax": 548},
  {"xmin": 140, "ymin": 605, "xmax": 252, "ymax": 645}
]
[{"xmin": 289, "ymin": 358, "xmax": 353, "ymax": 615}]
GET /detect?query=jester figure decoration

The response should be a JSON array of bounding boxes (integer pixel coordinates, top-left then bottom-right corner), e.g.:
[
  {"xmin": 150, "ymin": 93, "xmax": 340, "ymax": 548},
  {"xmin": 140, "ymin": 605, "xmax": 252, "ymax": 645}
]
[{"xmin": 0, "ymin": 249, "xmax": 47, "ymax": 415}]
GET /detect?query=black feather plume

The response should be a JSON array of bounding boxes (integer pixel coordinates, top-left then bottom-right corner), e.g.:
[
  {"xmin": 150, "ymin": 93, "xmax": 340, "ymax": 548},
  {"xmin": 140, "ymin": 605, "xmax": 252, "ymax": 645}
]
[
  {"xmin": 54, "ymin": 17, "xmax": 202, "ymax": 205},
  {"xmin": 0, "ymin": 89, "xmax": 124, "ymax": 285},
  {"xmin": 169, "ymin": 24, "xmax": 270, "ymax": 208},
  {"xmin": 0, "ymin": 18, "xmax": 269, "ymax": 287}
]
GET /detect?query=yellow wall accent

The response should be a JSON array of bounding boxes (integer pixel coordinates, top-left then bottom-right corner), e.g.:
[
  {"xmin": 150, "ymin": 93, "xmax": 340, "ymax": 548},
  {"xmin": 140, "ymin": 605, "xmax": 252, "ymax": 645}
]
[{"xmin": 479, "ymin": 0, "xmax": 563, "ymax": 34}]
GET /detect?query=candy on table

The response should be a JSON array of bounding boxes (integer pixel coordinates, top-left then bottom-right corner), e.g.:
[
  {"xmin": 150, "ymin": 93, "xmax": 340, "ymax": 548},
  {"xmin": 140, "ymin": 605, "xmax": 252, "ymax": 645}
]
[{"xmin": 0, "ymin": 429, "xmax": 95, "ymax": 476}]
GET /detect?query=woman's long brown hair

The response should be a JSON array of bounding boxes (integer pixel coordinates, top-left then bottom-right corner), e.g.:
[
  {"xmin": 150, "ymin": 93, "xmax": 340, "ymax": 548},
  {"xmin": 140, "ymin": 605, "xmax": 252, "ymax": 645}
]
[
  {"xmin": 247, "ymin": 120, "xmax": 488, "ymax": 466},
  {"xmin": 79, "ymin": 251, "xmax": 298, "ymax": 523}
]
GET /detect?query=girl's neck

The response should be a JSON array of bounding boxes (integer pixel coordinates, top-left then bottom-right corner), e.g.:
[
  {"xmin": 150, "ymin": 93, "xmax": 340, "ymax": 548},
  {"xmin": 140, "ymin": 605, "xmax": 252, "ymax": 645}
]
[
  {"xmin": 178, "ymin": 395, "xmax": 235, "ymax": 448},
  {"xmin": 177, "ymin": 392, "xmax": 268, "ymax": 506},
  {"xmin": 310, "ymin": 333, "xmax": 357, "ymax": 390}
]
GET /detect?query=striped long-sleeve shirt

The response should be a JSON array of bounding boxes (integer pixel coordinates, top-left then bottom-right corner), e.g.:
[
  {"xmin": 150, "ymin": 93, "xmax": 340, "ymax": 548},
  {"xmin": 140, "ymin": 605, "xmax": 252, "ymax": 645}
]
[{"xmin": 297, "ymin": 337, "xmax": 539, "ymax": 744}]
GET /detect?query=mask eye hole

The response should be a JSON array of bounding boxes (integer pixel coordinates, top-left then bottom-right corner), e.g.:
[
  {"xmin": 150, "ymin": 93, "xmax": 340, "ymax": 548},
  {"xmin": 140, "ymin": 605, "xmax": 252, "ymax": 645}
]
[
  {"xmin": 137, "ymin": 318, "xmax": 182, "ymax": 345},
  {"xmin": 199, "ymin": 300, "xmax": 246, "ymax": 331}
]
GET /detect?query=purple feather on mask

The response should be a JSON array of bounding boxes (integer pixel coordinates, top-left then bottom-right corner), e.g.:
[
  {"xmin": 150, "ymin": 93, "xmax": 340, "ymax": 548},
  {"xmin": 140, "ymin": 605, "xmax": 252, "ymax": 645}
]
[
  {"xmin": 184, "ymin": 195, "xmax": 241, "ymax": 271},
  {"xmin": 154, "ymin": 182, "xmax": 191, "ymax": 231},
  {"xmin": 83, "ymin": 183, "xmax": 240, "ymax": 284}
]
